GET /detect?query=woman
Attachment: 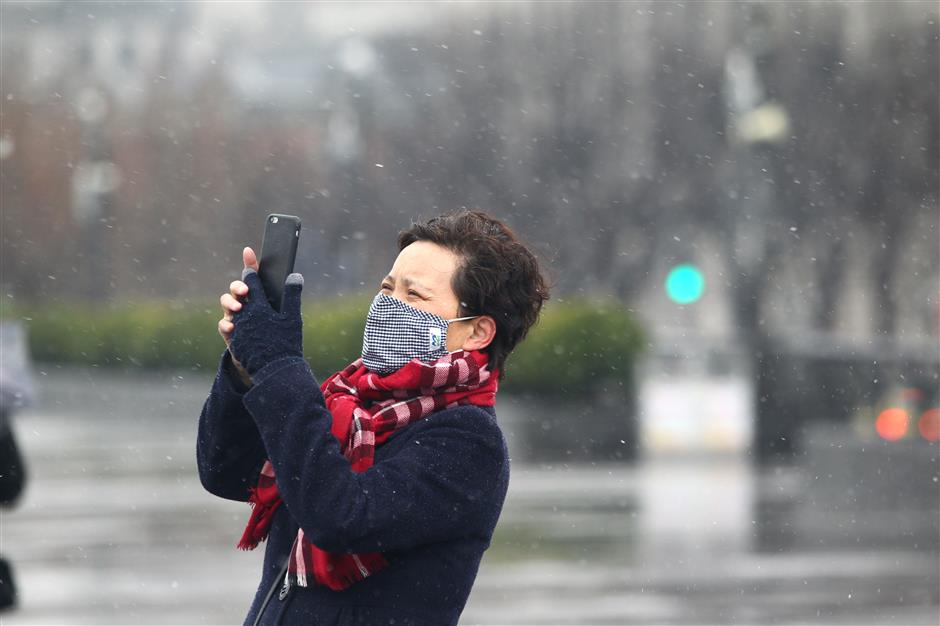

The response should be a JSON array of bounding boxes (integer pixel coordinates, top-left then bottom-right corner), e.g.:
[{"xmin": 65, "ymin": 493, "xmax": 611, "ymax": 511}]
[{"xmin": 197, "ymin": 210, "xmax": 549, "ymax": 625}]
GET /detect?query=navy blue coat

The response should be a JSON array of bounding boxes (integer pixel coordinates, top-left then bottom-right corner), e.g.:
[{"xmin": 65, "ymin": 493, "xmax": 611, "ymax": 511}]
[{"xmin": 196, "ymin": 349, "xmax": 510, "ymax": 625}]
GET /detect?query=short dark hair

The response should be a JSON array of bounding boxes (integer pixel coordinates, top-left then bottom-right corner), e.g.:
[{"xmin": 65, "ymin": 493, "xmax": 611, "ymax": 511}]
[{"xmin": 398, "ymin": 210, "xmax": 550, "ymax": 378}]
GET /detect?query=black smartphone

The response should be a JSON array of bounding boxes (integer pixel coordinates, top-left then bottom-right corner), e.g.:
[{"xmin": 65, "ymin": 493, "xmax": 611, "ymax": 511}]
[{"xmin": 257, "ymin": 213, "xmax": 301, "ymax": 312}]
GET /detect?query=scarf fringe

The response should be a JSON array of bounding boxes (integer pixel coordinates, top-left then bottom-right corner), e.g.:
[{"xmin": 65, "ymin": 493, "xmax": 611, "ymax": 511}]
[{"xmin": 236, "ymin": 486, "xmax": 280, "ymax": 551}]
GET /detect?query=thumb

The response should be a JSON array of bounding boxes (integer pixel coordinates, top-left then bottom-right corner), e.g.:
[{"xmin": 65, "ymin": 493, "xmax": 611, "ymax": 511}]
[
  {"xmin": 240, "ymin": 266, "xmax": 268, "ymax": 306},
  {"xmin": 243, "ymin": 246, "xmax": 259, "ymax": 272},
  {"xmin": 282, "ymin": 273, "xmax": 304, "ymax": 317}
]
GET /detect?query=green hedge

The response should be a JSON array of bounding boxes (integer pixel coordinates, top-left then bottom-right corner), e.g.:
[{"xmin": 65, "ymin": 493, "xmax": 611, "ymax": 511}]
[
  {"xmin": 501, "ymin": 299, "xmax": 644, "ymax": 395},
  {"xmin": 3, "ymin": 296, "xmax": 643, "ymax": 394}
]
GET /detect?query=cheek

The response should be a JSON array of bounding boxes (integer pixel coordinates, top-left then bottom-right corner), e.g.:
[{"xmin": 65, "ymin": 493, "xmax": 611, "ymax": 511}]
[{"xmin": 445, "ymin": 327, "xmax": 463, "ymax": 351}]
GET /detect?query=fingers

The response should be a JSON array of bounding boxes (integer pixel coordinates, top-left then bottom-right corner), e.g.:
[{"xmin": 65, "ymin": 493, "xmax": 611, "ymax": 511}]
[
  {"xmin": 220, "ymin": 282, "xmax": 243, "ymax": 342},
  {"xmin": 243, "ymin": 246, "xmax": 259, "ymax": 272},
  {"xmin": 282, "ymin": 272, "xmax": 304, "ymax": 317},
  {"xmin": 219, "ymin": 281, "xmax": 244, "ymax": 344},
  {"xmin": 218, "ymin": 318, "xmax": 234, "ymax": 341},
  {"xmin": 230, "ymin": 279, "xmax": 248, "ymax": 299},
  {"xmin": 220, "ymin": 292, "xmax": 242, "ymax": 319},
  {"xmin": 218, "ymin": 246, "xmax": 257, "ymax": 345}
]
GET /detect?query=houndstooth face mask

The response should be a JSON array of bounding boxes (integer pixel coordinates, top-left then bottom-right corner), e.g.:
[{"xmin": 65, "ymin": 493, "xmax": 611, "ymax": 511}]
[{"xmin": 361, "ymin": 292, "xmax": 477, "ymax": 375}]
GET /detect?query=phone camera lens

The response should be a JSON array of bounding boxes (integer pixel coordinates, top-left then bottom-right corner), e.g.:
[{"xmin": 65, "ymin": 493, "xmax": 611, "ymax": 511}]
[{"xmin": 271, "ymin": 216, "xmax": 279, "ymax": 224}]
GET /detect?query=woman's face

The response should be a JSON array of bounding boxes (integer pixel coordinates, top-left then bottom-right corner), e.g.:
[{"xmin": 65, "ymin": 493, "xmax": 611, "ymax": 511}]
[{"xmin": 380, "ymin": 241, "xmax": 492, "ymax": 352}]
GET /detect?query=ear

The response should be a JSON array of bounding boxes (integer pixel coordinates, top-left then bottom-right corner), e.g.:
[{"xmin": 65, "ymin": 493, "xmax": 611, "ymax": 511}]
[{"xmin": 461, "ymin": 315, "xmax": 496, "ymax": 352}]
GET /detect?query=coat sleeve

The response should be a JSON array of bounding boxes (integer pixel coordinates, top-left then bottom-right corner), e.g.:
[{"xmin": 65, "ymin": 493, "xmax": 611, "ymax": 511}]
[
  {"xmin": 196, "ymin": 348, "xmax": 268, "ymax": 502},
  {"xmin": 241, "ymin": 356, "xmax": 507, "ymax": 555}
]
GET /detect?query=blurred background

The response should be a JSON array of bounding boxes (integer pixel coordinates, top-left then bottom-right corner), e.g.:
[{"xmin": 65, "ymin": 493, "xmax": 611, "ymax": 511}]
[{"xmin": 0, "ymin": 1, "xmax": 938, "ymax": 624}]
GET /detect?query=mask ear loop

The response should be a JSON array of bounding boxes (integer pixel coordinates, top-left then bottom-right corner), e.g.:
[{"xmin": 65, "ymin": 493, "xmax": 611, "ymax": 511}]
[
  {"xmin": 447, "ymin": 300, "xmax": 477, "ymax": 324},
  {"xmin": 445, "ymin": 315, "xmax": 479, "ymax": 354},
  {"xmin": 446, "ymin": 315, "xmax": 478, "ymax": 323}
]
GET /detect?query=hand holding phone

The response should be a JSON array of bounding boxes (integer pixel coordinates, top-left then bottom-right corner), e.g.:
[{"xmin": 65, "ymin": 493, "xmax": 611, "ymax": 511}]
[{"xmin": 217, "ymin": 214, "xmax": 301, "ymax": 382}]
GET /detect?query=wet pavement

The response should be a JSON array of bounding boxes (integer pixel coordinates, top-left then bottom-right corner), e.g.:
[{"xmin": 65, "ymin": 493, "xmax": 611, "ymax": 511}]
[{"xmin": 1, "ymin": 367, "xmax": 937, "ymax": 625}]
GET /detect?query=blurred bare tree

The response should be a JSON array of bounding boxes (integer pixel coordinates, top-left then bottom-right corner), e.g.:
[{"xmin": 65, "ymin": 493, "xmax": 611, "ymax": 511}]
[{"xmin": 1, "ymin": 1, "xmax": 936, "ymax": 331}]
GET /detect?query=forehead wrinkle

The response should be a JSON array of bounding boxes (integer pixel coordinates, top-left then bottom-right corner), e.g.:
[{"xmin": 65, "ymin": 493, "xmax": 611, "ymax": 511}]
[{"xmin": 385, "ymin": 273, "xmax": 434, "ymax": 293}]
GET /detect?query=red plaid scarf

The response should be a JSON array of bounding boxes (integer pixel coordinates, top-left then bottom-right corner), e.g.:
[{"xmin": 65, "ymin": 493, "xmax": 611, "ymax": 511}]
[{"xmin": 236, "ymin": 349, "xmax": 498, "ymax": 591}]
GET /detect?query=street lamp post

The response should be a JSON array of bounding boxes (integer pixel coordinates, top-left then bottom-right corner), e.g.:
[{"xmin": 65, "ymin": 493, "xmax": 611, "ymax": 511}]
[{"xmin": 723, "ymin": 6, "xmax": 791, "ymax": 463}]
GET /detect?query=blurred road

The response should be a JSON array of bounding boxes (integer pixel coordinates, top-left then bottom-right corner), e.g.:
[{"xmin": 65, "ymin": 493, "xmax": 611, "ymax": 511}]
[{"xmin": 1, "ymin": 367, "xmax": 937, "ymax": 625}]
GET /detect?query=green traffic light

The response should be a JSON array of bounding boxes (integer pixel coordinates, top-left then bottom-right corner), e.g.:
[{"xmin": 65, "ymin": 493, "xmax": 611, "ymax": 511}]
[{"xmin": 666, "ymin": 264, "xmax": 704, "ymax": 304}]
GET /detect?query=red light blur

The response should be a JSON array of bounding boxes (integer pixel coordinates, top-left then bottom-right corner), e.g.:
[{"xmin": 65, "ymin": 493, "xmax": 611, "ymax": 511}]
[
  {"xmin": 875, "ymin": 407, "xmax": 909, "ymax": 441},
  {"xmin": 918, "ymin": 408, "xmax": 940, "ymax": 442}
]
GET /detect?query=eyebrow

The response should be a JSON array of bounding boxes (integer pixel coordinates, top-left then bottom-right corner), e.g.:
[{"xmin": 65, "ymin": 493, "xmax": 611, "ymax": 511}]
[{"xmin": 382, "ymin": 275, "xmax": 433, "ymax": 294}]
